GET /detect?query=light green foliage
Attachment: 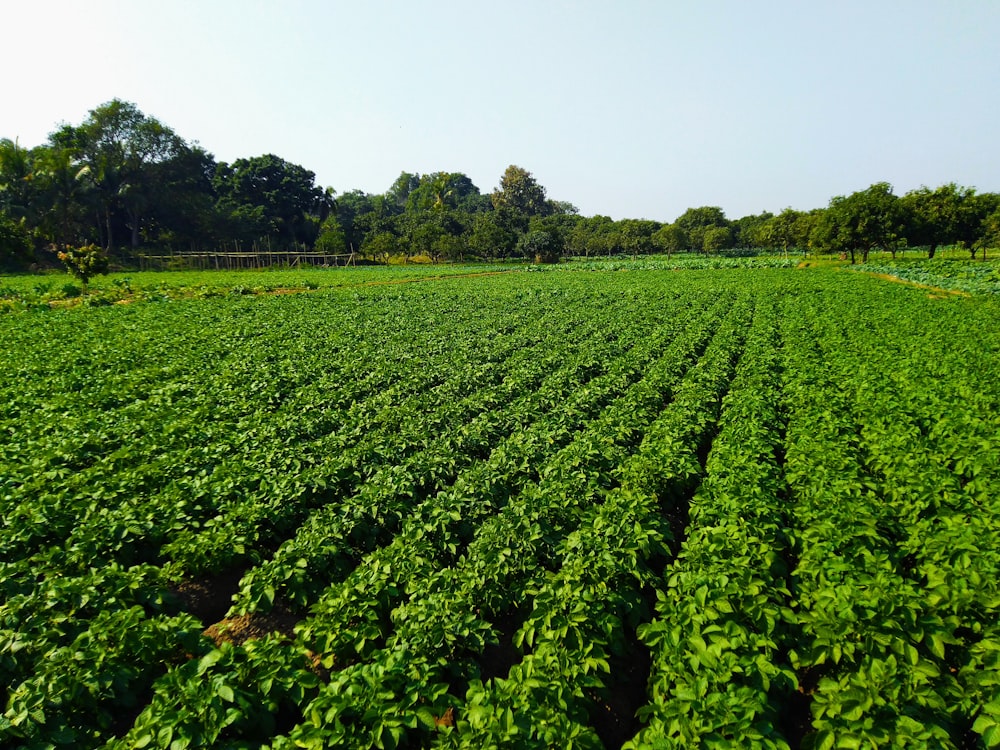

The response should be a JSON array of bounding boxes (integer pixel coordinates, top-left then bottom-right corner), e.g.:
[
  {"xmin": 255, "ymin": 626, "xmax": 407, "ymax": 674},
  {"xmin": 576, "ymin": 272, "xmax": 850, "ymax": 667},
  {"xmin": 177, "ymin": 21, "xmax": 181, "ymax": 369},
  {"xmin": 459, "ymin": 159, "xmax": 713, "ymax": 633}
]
[
  {"xmin": 1, "ymin": 267, "xmax": 999, "ymax": 748},
  {"xmin": 57, "ymin": 243, "xmax": 109, "ymax": 285}
]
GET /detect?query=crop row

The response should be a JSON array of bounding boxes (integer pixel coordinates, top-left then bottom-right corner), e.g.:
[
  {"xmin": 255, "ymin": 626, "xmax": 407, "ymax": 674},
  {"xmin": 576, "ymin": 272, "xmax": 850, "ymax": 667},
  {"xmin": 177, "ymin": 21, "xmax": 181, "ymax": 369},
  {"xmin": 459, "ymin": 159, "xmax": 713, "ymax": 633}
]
[{"xmin": 2, "ymin": 269, "xmax": 1000, "ymax": 748}]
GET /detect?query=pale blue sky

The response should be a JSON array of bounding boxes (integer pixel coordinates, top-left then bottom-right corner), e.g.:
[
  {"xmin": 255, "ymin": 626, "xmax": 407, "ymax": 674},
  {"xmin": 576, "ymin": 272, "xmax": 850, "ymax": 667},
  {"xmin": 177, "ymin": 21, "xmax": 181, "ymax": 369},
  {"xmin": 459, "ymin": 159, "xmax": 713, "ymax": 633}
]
[{"xmin": 5, "ymin": 1, "xmax": 998, "ymax": 221}]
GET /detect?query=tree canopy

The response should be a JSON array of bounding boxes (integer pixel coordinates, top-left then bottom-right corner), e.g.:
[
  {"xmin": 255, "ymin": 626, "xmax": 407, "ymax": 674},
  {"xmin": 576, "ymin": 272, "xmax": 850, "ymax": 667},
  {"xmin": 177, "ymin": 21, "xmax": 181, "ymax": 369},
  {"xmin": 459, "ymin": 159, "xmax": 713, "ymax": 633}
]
[{"xmin": 2, "ymin": 100, "xmax": 999, "ymax": 268}]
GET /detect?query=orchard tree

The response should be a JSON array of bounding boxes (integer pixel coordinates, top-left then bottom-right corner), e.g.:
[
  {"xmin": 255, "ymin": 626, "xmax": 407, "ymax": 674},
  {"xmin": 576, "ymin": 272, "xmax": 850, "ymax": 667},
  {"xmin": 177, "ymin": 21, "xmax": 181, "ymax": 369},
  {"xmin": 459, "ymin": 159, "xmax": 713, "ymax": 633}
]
[
  {"xmin": 819, "ymin": 182, "xmax": 903, "ymax": 263},
  {"xmin": 702, "ymin": 225, "xmax": 733, "ymax": 254},
  {"xmin": 674, "ymin": 206, "xmax": 729, "ymax": 253},
  {"xmin": 652, "ymin": 223, "xmax": 687, "ymax": 258},
  {"xmin": 759, "ymin": 208, "xmax": 812, "ymax": 255},
  {"xmin": 616, "ymin": 218, "xmax": 660, "ymax": 259},
  {"xmin": 976, "ymin": 207, "xmax": 1000, "ymax": 260},
  {"xmin": 731, "ymin": 211, "xmax": 773, "ymax": 250},
  {"xmin": 315, "ymin": 215, "xmax": 348, "ymax": 254},
  {"xmin": 362, "ymin": 231, "xmax": 397, "ymax": 263},
  {"xmin": 901, "ymin": 183, "xmax": 979, "ymax": 259},
  {"xmin": 517, "ymin": 229, "xmax": 562, "ymax": 263},
  {"xmin": 491, "ymin": 165, "xmax": 549, "ymax": 226},
  {"xmin": 566, "ymin": 215, "xmax": 615, "ymax": 257},
  {"xmin": 468, "ymin": 211, "xmax": 517, "ymax": 259}
]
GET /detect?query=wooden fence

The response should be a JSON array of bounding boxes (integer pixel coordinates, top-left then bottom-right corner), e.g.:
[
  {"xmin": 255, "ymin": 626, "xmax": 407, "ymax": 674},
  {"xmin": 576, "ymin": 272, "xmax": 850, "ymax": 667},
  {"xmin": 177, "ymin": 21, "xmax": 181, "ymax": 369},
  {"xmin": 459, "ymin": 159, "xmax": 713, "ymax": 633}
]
[{"xmin": 134, "ymin": 251, "xmax": 358, "ymax": 271}]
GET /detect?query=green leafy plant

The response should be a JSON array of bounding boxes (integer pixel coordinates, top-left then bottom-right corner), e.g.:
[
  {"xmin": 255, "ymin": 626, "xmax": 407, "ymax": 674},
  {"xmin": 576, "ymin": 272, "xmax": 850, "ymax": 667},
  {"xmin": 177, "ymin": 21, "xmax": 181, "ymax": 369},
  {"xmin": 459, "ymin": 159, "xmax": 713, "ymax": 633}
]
[{"xmin": 57, "ymin": 243, "xmax": 109, "ymax": 286}]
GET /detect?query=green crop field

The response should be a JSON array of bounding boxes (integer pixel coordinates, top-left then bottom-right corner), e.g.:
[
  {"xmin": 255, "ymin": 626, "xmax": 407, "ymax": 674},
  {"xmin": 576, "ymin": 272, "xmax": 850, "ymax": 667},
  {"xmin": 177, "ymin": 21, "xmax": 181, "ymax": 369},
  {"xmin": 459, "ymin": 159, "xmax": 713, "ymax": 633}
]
[{"xmin": 2, "ymin": 266, "xmax": 999, "ymax": 749}]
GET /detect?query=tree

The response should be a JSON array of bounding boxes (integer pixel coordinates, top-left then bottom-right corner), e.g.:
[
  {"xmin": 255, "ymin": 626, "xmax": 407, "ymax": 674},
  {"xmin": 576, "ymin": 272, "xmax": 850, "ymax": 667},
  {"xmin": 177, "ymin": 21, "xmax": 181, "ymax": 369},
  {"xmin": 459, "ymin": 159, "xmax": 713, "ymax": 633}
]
[
  {"xmin": 517, "ymin": 229, "xmax": 562, "ymax": 263},
  {"xmin": 652, "ymin": 223, "xmax": 687, "ymax": 258},
  {"xmin": 213, "ymin": 154, "xmax": 329, "ymax": 249},
  {"xmin": 491, "ymin": 165, "xmax": 549, "ymax": 224},
  {"xmin": 976, "ymin": 206, "xmax": 1000, "ymax": 261},
  {"xmin": 615, "ymin": 218, "xmax": 660, "ymax": 259},
  {"xmin": 30, "ymin": 143, "xmax": 94, "ymax": 249},
  {"xmin": 674, "ymin": 206, "xmax": 729, "ymax": 253},
  {"xmin": 386, "ymin": 171, "xmax": 420, "ymax": 211},
  {"xmin": 818, "ymin": 183, "xmax": 903, "ymax": 263},
  {"xmin": 144, "ymin": 144, "xmax": 221, "ymax": 252},
  {"xmin": 0, "ymin": 211, "xmax": 32, "ymax": 269},
  {"xmin": 58, "ymin": 243, "xmax": 108, "ymax": 285},
  {"xmin": 468, "ymin": 211, "xmax": 517, "ymax": 259},
  {"xmin": 566, "ymin": 215, "xmax": 616, "ymax": 257},
  {"xmin": 901, "ymin": 183, "xmax": 978, "ymax": 259},
  {"xmin": 315, "ymin": 215, "xmax": 348, "ymax": 254},
  {"xmin": 0, "ymin": 138, "xmax": 34, "ymax": 220},
  {"xmin": 702, "ymin": 225, "xmax": 733, "ymax": 254},
  {"xmin": 731, "ymin": 211, "xmax": 773, "ymax": 250},
  {"xmin": 67, "ymin": 100, "xmax": 187, "ymax": 252},
  {"xmin": 758, "ymin": 208, "xmax": 811, "ymax": 255},
  {"xmin": 362, "ymin": 231, "xmax": 397, "ymax": 263}
]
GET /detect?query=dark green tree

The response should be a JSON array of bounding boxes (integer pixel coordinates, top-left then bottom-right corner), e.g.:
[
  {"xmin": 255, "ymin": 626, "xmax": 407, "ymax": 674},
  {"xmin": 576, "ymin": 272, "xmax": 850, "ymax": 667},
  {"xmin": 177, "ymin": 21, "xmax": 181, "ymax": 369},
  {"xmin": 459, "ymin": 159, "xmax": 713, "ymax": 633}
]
[
  {"xmin": 818, "ymin": 183, "xmax": 903, "ymax": 263},
  {"xmin": 900, "ymin": 183, "xmax": 979, "ymax": 259},
  {"xmin": 468, "ymin": 211, "xmax": 517, "ymax": 259},
  {"xmin": 213, "ymin": 153, "xmax": 329, "ymax": 249},
  {"xmin": 0, "ymin": 211, "xmax": 33, "ymax": 269},
  {"xmin": 0, "ymin": 138, "xmax": 35, "ymax": 220},
  {"xmin": 566, "ymin": 215, "xmax": 616, "ymax": 257},
  {"xmin": 674, "ymin": 206, "xmax": 729, "ymax": 253},
  {"xmin": 615, "ymin": 218, "xmax": 661, "ymax": 258},
  {"xmin": 651, "ymin": 223, "xmax": 687, "ymax": 258},
  {"xmin": 517, "ymin": 229, "xmax": 562, "ymax": 263},
  {"xmin": 64, "ymin": 100, "xmax": 187, "ymax": 252},
  {"xmin": 491, "ymin": 165, "xmax": 549, "ymax": 227}
]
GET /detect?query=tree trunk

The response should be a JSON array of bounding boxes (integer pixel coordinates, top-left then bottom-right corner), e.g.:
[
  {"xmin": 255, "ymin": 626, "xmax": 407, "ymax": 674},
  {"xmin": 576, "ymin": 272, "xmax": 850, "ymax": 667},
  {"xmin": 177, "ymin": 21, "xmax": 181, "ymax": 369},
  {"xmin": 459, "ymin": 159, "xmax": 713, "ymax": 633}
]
[
  {"xmin": 129, "ymin": 210, "xmax": 141, "ymax": 248},
  {"xmin": 104, "ymin": 208, "xmax": 114, "ymax": 253},
  {"xmin": 928, "ymin": 243, "xmax": 938, "ymax": 259}
]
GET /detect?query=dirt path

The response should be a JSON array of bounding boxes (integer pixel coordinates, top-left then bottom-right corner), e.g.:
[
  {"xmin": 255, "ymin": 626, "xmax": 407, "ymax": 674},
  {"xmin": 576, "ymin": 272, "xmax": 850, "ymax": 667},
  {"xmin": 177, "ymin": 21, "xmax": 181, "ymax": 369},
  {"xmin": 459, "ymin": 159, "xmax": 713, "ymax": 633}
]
[{"xmin": 858, "ymin": 271, "xmax": 970, "ymax": 298}]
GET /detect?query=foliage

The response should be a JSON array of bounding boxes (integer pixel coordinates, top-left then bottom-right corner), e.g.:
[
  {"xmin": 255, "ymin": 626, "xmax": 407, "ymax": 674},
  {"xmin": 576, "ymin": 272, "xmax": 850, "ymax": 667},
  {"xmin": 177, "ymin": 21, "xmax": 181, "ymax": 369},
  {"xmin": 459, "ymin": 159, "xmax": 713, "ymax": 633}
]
[
  {"xmin": 673, "ymin": 205, "xmax": 729, "ymax": 252},
  {"xmin": 57, "ymin": 243, "xmax": 109, "ymax": 285},
  {"xmin": 2, "ymin": 243, "xmax": 1000, "ymax": 750},
  {"xmin": 517, "ymin": 230, "xmax": 562, "ymax": 263},
  {"xmin": 213, "ymin": 153, "xmax": 330, "ymax": 249},
  {"xmin": 490, "ymin": 165, "xmax": 550, "ymax": 220},
  {"xmin": 0, "ymin": 212, "xmax": 32, "ymax": 269},
  {"xmin": 818, "ymin": 182, "xmax": 905, "ymax": 263}
]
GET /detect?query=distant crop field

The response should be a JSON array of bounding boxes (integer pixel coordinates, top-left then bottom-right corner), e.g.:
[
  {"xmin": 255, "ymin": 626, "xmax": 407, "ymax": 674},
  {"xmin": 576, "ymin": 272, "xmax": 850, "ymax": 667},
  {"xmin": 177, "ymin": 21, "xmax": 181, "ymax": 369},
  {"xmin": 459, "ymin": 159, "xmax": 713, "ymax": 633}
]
[{"xmin": 1, "ymin": 268, "xmax": 998, "ymax": 749}]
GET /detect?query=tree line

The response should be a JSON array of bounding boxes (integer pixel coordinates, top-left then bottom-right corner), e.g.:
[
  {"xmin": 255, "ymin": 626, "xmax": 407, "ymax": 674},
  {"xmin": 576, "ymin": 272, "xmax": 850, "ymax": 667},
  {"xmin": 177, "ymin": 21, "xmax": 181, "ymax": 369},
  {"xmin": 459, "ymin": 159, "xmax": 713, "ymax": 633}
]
[{"xmin": 2, "ymin": 99, "xmax": 999, "ymax": 270}]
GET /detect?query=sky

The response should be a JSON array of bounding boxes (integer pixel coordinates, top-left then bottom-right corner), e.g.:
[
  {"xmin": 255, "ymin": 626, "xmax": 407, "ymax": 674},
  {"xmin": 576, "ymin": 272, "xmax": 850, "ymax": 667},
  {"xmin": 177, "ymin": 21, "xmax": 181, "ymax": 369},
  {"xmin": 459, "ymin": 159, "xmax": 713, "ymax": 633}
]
[{"xmin": 4, "ymin": 0, "xmax": 999, "ymax": 222}]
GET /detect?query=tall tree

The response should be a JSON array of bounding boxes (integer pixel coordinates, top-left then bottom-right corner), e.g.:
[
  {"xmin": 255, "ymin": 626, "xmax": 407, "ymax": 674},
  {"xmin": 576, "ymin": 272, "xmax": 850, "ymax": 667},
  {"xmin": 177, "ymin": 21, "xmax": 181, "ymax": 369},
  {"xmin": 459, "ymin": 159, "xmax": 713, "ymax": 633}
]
[
  {"xmin": 0, "ymin": 138, "xmax": 34, "ymax": 220},
  {"xmin": 615, "ymin": 218, "xmax": 661, "ymax": 258},
  {"xmin": 901, "ymin": 183, "xmax": 978, "ymax": 259},
  {"xmin": 652, "ymin": 223, "xmax": 687, "ymax": 258},
  {"xmin": 213, "ymin": 154, "xmax": 329, "ymax": 249},
  {"xmin": 674, "ymin": 206, "xmax": 729, "ymax": 253},
  {"xmin": 819, "ymin": 183, "xmax": 903, "ymax": 263},
  {"xmin": 30, "ymin": 143, "xmax": 94, "ymax": 248},
  {"xmin": 490, "ymin": 165, "xmax": 549, "ymax": 225},
  {"xmin": 66, "ymin": 100, "xmax": 187, "ymax": 252},
  {"xmin": 468, "ymin": 211, "xmax": 517, "ymax": 259}
]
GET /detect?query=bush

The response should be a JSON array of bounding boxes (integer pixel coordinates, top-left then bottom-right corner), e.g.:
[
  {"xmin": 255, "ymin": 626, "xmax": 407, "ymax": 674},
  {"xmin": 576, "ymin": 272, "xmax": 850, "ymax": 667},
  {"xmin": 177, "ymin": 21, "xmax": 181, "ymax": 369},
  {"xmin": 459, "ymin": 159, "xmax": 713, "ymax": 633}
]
[{"xmin": 57, "ymin": 244, "xmax": 109, "ymax": 285}]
